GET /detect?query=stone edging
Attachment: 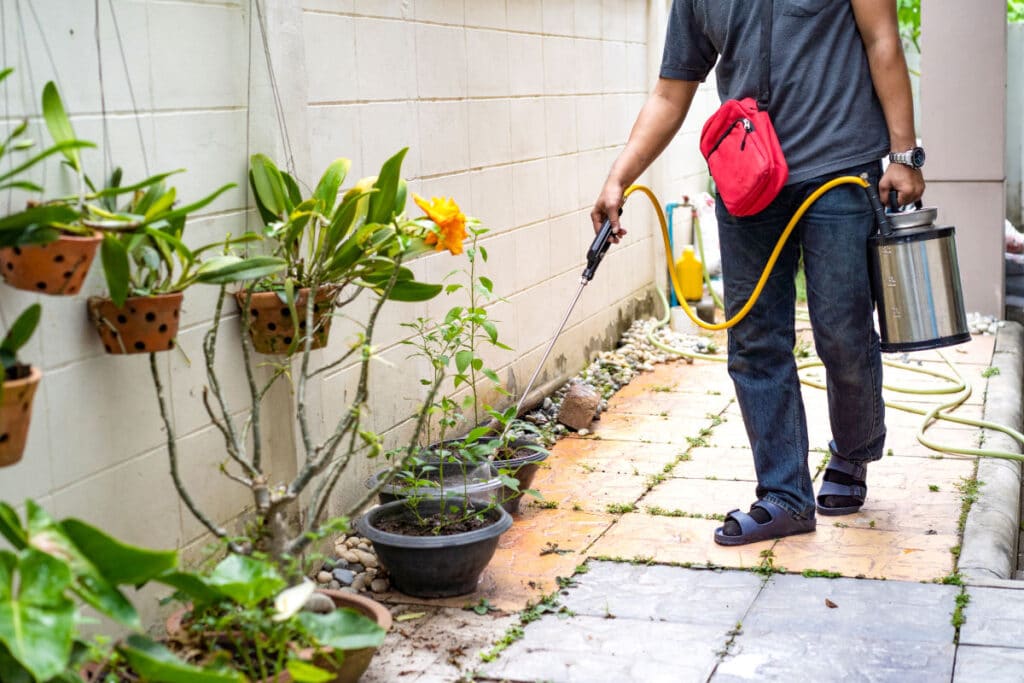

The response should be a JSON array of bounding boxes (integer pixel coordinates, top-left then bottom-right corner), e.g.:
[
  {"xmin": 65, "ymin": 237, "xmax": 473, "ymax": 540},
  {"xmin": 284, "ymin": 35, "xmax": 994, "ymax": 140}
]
[{"xmin": 960, "ymin": 322, "xmax": 1023, "ymax": 584}]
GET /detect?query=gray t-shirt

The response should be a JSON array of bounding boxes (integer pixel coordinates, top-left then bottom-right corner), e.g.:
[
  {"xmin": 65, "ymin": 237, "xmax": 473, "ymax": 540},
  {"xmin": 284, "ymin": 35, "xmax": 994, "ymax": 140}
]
[{"xmin": 660, "ymin": 0, "xmax": 890, "ymax": 185}]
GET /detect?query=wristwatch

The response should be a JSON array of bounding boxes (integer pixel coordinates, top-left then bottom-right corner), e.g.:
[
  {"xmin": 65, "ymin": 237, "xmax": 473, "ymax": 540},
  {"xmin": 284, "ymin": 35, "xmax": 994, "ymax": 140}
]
[{"xmin": 888, "ymin": 147, "xmax": 926, "ymax": 169}]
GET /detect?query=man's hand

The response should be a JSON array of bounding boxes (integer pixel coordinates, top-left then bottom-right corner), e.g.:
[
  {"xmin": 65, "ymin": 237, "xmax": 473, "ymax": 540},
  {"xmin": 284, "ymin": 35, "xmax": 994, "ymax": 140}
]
[
  {"xmin": 591, "ymin": 180, "xmax": 627, "ymax": 244},
  {"xmin": 878, "ymin": 163, "xmax": 925, "ymax": 207}
]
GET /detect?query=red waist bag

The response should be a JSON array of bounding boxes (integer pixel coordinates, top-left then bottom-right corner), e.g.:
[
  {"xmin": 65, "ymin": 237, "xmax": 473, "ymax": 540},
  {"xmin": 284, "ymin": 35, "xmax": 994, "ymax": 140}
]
[{"xmin": 700, "ymin": 97, "xmax": 788, "ymax": 217}]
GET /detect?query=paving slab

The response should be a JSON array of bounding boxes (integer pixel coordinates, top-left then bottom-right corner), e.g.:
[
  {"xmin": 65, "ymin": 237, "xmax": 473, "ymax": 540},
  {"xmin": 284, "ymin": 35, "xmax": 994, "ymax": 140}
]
[
  {"xmin": 479, "ymin": 613, "xmax": 726, "ymax": 683},
  {"xmin": 959, "ymin": 586, "xmax": 1024, "ymax": 648},
  {"xmin": 673, "ymin": 446, "xmax": 759, "ymax": 481},
  {"xmin": 743, "ymin": 574, "xmax": 959, "ymax": 643},
  {"xmin": 586, "ymin": 513, "xmax": 772, "ymax": 569},
  {"xmin": 712, "ymin": 630, "xmax": 955, "ymax": 683},
  {"xmin": 771, "ymin": 523, "xmax": 956, "ymax": 581},
  {"xmin": 554, "ymin": 438, "xmax": 685, "ymax": 477},
  {"xmin": 953, "ymin": 645, "xmax": 1024, "ymax": 682},
  {"xmin": 640, "ymin": 477, "xmax": 758, "ymax": 517},
  {"xmin": 560, "ymin": 562, "xmax": 762, "ymax": 626}
]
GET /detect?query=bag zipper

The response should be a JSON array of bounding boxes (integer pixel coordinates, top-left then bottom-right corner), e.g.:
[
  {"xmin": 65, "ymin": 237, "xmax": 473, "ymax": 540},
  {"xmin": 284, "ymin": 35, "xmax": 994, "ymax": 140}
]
[{"xmin": 708, "ymin": 117, "xmax": 754, "ymax": 157}]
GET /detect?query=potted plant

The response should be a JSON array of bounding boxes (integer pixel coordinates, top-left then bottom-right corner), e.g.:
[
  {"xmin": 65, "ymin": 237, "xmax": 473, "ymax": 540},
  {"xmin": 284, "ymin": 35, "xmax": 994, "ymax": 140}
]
[
  {"xmin": 85, "ymin": 170, "xmax": 285, "ymax": 354},
  {"xmin": 146, "ymin": 146, "xmax": 457, "ymax": 564},
  {"xmin": 242, "ymin": 149, "xmax": 436, "ymax": 354},
  {"xmin": 0, "ymin": 304, "xmax": 42, "ymax": 467},
  {"xmin": 0, "ymin": 71, "xmax": 93, "ymax": 284},
  {"xmin": 0, "ymin": 499, "xmax": 238, "ymax": 682},
  {"xmin": 357, "ymin": 222, "xmax": 538, "ymax": 596},
  {"xmin": 0, "ymin": 80, "xmax": 104, "ymax": 295},
  {"xmin": 160, "ymin": 553, "xmax": 389, "ymax": 683}
]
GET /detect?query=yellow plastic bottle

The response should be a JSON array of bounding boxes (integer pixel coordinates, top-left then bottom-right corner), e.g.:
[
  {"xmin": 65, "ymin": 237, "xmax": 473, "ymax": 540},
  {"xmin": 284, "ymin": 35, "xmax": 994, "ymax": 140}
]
[{"xmin": 675, "ymin": 245, "xmax": 704, "ymax": 301}]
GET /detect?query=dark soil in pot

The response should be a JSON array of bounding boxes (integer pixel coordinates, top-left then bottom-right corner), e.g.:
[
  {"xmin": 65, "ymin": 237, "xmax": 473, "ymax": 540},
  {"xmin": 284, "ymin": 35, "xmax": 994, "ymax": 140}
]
[
  {"xmin": 164, "ymin": 589, "xmax": 391, "ymax": 683},
  {"xmin": 356, "ymin": 497, "xmax": 512, "ymax": 598}
]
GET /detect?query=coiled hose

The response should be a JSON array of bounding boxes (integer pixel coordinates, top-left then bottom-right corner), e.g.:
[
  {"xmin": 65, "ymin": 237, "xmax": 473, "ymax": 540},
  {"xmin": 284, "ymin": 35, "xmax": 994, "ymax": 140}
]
[{"xmin": 623, "ymin": 180, "xmax": 1024, "ymax": 461}]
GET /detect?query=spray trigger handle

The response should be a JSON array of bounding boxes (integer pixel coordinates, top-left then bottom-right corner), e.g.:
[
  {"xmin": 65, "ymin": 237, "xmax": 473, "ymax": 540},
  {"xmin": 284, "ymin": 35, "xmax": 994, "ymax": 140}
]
[
  {"xmin": 861, "ymin": 176, "xmax": 894, "ymax": 237},
  {"xmin": 583, "ymin": 208, "xmax": 622, "ymax": 282}
]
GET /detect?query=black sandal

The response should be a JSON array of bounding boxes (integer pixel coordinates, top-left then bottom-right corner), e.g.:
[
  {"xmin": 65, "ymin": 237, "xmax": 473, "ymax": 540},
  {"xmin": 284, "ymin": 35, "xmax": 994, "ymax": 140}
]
[
  {"xmin": 713, "ymin": 500, "xmax": 816, "ymax": 546},
  {"xmin": 816, "ymin": 452, "xmax": 868, "ymax": 516}
]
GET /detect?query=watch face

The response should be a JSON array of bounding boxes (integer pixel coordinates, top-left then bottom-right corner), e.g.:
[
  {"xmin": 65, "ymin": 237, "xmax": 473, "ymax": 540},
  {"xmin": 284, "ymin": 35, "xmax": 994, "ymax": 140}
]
[{"xmin": 911, "ymin": 147, "xmax": 926, "ymax": 168}]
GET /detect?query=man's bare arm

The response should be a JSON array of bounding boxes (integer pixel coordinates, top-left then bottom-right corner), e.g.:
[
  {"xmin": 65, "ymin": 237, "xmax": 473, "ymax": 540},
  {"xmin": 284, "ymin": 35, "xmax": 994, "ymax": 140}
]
[{"xmin": 591, "ymin": 78, "xmax": 700, "ymax": 240}]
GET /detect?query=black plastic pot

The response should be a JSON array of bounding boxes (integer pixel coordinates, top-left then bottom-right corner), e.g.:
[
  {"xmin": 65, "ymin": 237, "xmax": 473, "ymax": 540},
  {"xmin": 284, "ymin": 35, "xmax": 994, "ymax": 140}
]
[
  {"xmin": 355, "ymin": 497, "xmax": 512, "ymax": 598},
  {"xmin": 367, "ymin": 460, "xmax": 503, "ymax": 509}
]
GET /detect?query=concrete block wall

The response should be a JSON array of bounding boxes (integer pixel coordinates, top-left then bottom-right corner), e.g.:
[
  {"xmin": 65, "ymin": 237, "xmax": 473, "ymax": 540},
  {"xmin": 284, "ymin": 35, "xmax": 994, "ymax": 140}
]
[{"xmin": 0, "ymin": 0, "xmax": 714, "ymax": 598}]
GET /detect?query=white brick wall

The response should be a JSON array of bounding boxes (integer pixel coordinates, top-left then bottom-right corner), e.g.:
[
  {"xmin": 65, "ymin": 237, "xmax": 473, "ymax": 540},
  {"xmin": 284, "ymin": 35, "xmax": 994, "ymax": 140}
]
[{"xmin": 0, "ymin": 0, "xmax": 714, "ymax": 583}]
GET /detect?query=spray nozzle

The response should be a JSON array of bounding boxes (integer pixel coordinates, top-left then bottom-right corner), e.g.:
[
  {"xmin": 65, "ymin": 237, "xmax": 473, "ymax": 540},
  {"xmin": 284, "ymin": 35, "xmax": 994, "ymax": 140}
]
[{"xmin": 582, "ymin": 208, "xmax": 622, "ymax": 282}]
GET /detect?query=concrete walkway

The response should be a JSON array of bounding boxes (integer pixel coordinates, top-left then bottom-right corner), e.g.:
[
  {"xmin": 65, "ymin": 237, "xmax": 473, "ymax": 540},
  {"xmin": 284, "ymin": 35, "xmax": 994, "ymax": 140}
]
[{"xmin": 363, "ymin": 325, "xmax": 1024, "ymax": 682}]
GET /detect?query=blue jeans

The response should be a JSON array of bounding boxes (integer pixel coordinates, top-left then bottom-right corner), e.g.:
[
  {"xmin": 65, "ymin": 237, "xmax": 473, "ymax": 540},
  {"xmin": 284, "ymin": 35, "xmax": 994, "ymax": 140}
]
[{"xmin": 716, "ymin": 161, "xmax": 886, "ymax": 518}]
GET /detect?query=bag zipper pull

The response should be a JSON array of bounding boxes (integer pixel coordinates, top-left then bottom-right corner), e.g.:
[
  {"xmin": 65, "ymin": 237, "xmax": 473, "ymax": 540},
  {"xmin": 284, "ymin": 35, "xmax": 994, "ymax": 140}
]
[{"xmin": 739, "ymin": 118, "xmax": 754, "ymax": 151}]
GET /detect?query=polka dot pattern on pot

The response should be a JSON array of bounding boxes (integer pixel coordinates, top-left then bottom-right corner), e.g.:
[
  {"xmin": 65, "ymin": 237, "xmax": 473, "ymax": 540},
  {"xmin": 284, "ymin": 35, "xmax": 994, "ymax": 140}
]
[
  {"xmin": 0, "ymin": 233, "xmax": 102, "ymax": 296},
  {"xmin": 0, "ymin": 367, "xmax": 42, "ymax": 467},
  {"xmin": 235, "ymin": 287, "xmax": 335, "ymax": 355},
  {"xmin": 87, "ymin": 292, "xmax": 183, "ymax": 355}
]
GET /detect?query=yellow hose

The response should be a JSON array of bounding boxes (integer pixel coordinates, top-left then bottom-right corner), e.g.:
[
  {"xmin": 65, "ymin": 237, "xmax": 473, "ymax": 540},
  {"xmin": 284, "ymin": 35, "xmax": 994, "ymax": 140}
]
[
  {"xmin": 627, "ymin": 173, "xmax": 1024, "ymax": 461},
  {"xmin": 625, "ymin": 175, "xmax": 869, "ymax": 330}
]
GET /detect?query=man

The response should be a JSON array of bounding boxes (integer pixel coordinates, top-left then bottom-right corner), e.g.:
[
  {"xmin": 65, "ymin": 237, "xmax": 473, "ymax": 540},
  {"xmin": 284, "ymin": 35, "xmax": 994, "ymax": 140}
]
[{"xmin": 591, "ymin": 0, "xmax": 924, "ymax": 545}]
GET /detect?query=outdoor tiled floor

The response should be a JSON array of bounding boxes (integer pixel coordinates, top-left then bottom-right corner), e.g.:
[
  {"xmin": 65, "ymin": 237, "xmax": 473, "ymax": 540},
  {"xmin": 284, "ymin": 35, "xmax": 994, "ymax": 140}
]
[{"xmin": 381, "ymin": 332, "xmax": 997, "ymax": 611}]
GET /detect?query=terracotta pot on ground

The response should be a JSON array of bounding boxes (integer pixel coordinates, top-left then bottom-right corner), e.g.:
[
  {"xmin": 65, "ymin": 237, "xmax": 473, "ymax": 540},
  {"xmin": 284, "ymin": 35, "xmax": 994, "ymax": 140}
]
[
  {"xmin": 87, "ymin": 292, "xmax": 184, "ymax": 355},
  {"xmin": 0, "ymin": 366, "xmax": 41, "ymax": 467},
  {"xmin": 235, "ymin": 287, "xmax": 336, "ymax": 355},
  {"xmin": 0, "ymin": 233, "xmax": 101, "ymax": 296},
  {"xmin": 165, "ymin": 589, "xmax": 391, "ymax": 683}
]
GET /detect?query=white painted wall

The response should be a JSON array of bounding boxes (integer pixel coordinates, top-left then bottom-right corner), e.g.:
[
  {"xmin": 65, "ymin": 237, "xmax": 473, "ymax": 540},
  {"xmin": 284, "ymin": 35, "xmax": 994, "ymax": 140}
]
[
  {"xmin": 1008, "ymin": 23, "xmax": 1023, "ymax": 228},
  {"xmin": 0, "ymin": 0, "xmax": 713, "ymax": 596}
]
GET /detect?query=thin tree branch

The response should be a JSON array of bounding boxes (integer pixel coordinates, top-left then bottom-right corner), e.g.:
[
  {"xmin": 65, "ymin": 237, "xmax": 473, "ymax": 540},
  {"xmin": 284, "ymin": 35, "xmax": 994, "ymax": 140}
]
[
  {"xmin": 236, "ymin": 288, "xmax": 265, "ymax": 471},
  {"xmin": 202, "ymin": 387, "xmax": 256, "ymax": 479},
  {"xmin": 150, "ymin": 352, "xmax": 241, "ymax": 552},
  {"xmin": 204, "ymin": 287, "xmax": 247, "ymax": 467}
]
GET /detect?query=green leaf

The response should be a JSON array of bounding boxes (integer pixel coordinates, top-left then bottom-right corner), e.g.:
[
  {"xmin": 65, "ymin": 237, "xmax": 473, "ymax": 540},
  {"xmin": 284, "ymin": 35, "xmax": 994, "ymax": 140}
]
[
  {"xmin": 381, "ymin": 280, "xmax": 443, "ymax": 302},
  {"xmin": 193, "ymin": 255, "xmax": 286, "ymax": 285},
  {"xmin": 0, "ymin": 181, "xmax": 44, "ymax": 193},
  {"xmin": 481, "ymin": 320, "xmax": 499, "ymax": 344},
  {"xmin": 0, "ymin": 204, "xmax": 78, "ymax": 234},
  {"xmin": 142, "ymin": 183, "xmax": 234, "ymax": 228},
  {"xmin": 455, "ymin": 350, "xmax": 473, "ymax": 373},
  {"xmin": 143, "ymin": 186, "xmax": 177, "ymax": 221},
  {"xmin": 120, "ymin": 634, "xmax": 244, "ymax": 683},
  {"xmin": 481, "ymin": 368, "xmax": 500, "ymax": 384},
  {"xmin": 1, "ymin": 304, "xmax": 40, "ymax": 358},
  {"xmin": 250, "ymin": 154, "xmax": 289, "ymax": 218},
  {"xmin": 206, "ymin": 554, "xmax": 285, "ymax": 608},
  {"xmin": 313, "ymin": 158, "xmax": 351, "ymax": 217},
  {"xmin": 41, "ymin": 82, "xmax": 82, "ymax": 171},
  {"xmin": 59, "ymin": 518, "xmax": 177, "ymax": 586},
  {"xmin": 285, "ymin": 658, "xmax": 335, "ymax": 683},
  {"xmin": 368, "ymin": 148, "xmax": 407, "ymax": 225},
  {"xmin": 0, "ymin": 550, "xmax": 75, "ymax": 681},
  {"xmin": 0, "ymin": 504, "xmax": 26, "ymax": 550},
  {"xmin": 0, "ymin": 140, "xmax": 93, "ymax": 186},
  {"xmin": 156, "ymin": 571, "xmax": 225, "ymax": 606},
  {"xmin": 101, "ymin": 234, "xmax": 131, "ymax": 308},
  {"xmin": 478, "ymin": 276, "xmax": 493, "ymax": 293},
  {"xmin": 298, "ymin": 607, "xmax": 386, "ymax": 650}
]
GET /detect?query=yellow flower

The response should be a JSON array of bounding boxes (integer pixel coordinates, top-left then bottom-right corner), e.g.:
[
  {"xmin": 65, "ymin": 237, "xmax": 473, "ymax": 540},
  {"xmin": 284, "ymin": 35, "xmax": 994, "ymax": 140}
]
[{"xmin": 414, "ymin": 194, "xmax": 466, "ymax": 255}]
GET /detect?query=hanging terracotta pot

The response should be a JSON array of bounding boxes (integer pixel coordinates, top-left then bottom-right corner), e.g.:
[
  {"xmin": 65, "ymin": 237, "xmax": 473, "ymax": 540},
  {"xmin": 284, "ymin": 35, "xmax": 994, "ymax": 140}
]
[
  {"xmin": 0, "ymin": 233, "xmax": 101, "ymax": 296},
  {"xmin": 235, "ymin": 287, "xmax": 336, "ymax": 355},
  {"xmin": 0, "ymin": 366, "xmax": 42, "ymax": 467},
  {"xmin": 87, "ymin": 292, "xmax": 184, "ymax": 355}
]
